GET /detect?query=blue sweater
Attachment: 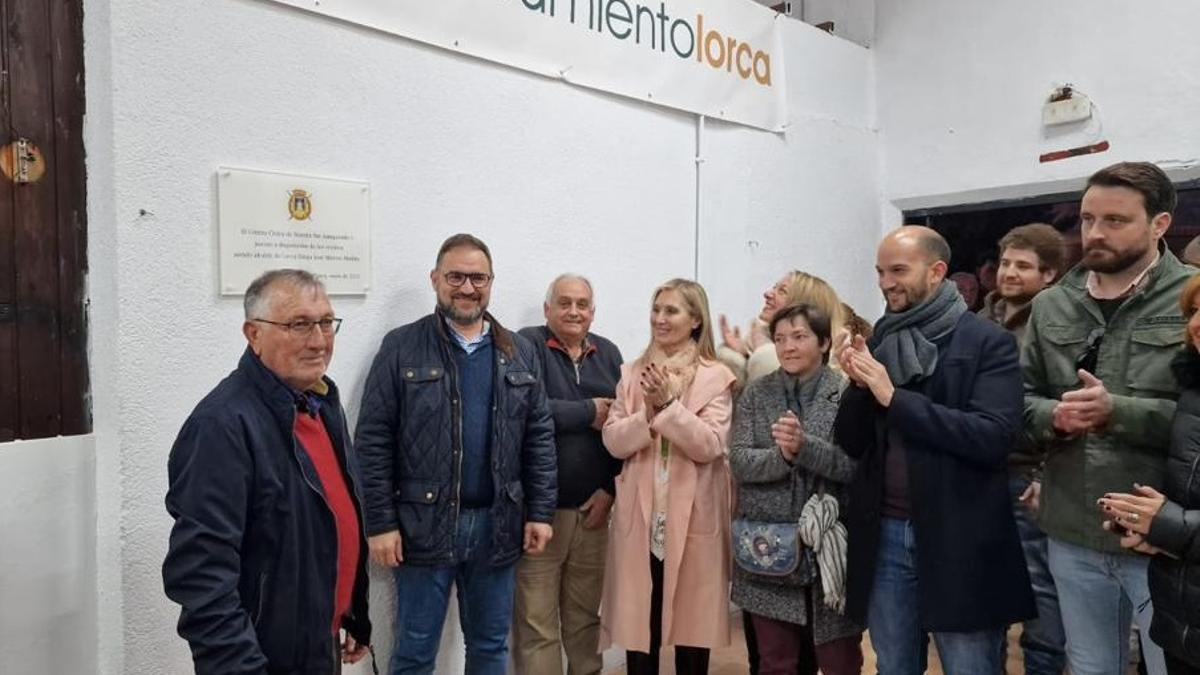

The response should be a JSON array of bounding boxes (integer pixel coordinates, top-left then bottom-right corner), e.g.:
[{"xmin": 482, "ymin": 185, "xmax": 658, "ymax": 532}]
[{"xmin": 453, "ymin": 338, "xmax": 495, "ymax": 507}]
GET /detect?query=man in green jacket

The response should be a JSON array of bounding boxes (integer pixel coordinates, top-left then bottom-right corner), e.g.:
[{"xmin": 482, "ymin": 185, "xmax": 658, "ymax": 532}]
[{"xmin": 1023, "ymin": 162, "xmax": 1192, "ymax": 675}]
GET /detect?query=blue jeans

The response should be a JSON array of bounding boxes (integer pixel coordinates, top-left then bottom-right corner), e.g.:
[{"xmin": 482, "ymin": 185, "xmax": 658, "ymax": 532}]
[
  {"xmin": 1047, "ymin": 536, "xmax": 1166, "ymax": 675},
  {"xmin": 868, "ymin": 518, "xmax": 1005, "ymax": 675},
  {"xmin": 390, "ymin": 509, "xmax": 517, "ymax": 675},
  {"xmin": 1008, "ymin": 476, "xmax": 1067, "ymax": 675}
]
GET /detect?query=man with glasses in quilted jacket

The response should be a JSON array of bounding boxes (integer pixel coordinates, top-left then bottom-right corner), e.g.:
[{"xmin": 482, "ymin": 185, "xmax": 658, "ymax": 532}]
[{"xmin": 355, "ymin": 233, "xmax": 557, "ymax": 675}]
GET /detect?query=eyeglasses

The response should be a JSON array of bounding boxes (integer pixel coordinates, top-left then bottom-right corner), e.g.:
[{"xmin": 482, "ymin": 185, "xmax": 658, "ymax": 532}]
[
  {"xmin": 443, "ymin": 271, "xmax": 493, "ymax": 288},
  {"xmin": 252, "ymin": 317, "xmax": 342, "ymax": 336},
  {"xmin": 1074, "ymin": 327, "xmax": 1105, "ymax": 374}
]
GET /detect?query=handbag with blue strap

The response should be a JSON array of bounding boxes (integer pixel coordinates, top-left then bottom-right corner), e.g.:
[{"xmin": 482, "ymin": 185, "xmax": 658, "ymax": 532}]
[
  {"xmin": 731, "ymin": 475, "xmax": 820, "ymax": 586},
  {"xmin": 731, "ymin": 383, "xmax": 819, "ymax": 586},
  {"xmin": 731, "ymin": 457, "xmax": 823, "ymax": 586},
  {"xmin": 731, "ymin": 516, "xmax": 815, "ymax": 586}
]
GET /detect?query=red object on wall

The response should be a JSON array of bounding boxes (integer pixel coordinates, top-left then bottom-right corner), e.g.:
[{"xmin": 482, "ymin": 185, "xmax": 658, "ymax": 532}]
[{"xmin": 1039, "ymin": 140, "xmax": 1110, "ymax": 163}]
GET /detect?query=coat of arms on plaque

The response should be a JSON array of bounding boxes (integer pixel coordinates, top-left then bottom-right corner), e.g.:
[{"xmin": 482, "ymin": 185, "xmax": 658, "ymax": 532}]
[{"xmin": 287, "ymin": 189, "xmax": 313, "ymax": 221}]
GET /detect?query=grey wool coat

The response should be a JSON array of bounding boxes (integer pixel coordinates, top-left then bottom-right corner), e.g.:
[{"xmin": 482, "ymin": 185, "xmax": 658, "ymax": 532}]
[{"xmin": 729, "ymin": 365, "xmax": 862, "ymax": 644}]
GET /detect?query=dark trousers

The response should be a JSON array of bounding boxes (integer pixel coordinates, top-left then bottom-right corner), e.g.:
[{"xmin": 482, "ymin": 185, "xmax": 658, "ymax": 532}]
[
  {"xmin": 743, "ymin": 602, "xmax": 830, "ymax": 675},
  {"xmin": 625, "ymin": 556, "xmax": 711, "ymax": 675},
  {"xmin": 1166, "ymin": 652, "xmax": 1200, "ymax": 675},
  {"xmin": 749, "ymin": 610, "xmax": 862, "ymax": 675},
  {"xmin": 1006, "ymin": 476, "xmax": 1067, "ymax": 675}
]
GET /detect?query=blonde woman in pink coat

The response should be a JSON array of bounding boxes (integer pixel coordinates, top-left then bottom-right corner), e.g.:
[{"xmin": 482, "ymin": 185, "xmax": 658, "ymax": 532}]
[{"xmin": 601, "ymin": 278, "xmax": 737, "ymax": 675}]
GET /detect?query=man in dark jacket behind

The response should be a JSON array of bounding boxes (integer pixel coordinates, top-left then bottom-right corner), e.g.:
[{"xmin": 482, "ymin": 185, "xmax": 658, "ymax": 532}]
[
  {"xmin": 834, "ymin": 226, "xmax": 1034, "ymax": 675},
  {"xmin": 512, "ymin": 273, "xmax": 623, "ymax": 675},
  {"xmin": 355, "ymin": 233, "xmax": 557, "ymax": 675},
  {"xmin": 977, "ymin": 222, "xmax": 1068, "ymax": 675},
  {"xmin": 163, "ymin": 269, "xmax": 371, "ymax": 675}
]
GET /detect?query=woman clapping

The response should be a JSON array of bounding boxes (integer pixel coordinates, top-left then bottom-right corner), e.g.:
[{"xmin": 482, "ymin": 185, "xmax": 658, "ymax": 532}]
[
  {"xmin": 729, "ymin": 303, "xmax": 863, "ymax": 675},
  {"xmin": 600, "ymin": 279, "xmax": 737, "ymax": 675}
]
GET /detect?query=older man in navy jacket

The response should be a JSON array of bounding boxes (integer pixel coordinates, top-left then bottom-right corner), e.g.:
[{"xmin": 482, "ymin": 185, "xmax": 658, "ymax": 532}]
[
  {"xmin": 834, "ymin": 226, "xmax": 1033, "ymax": 675},
  {"xmin": 163, "ymin": 269, "xmax": 371, "ymax": 675}
]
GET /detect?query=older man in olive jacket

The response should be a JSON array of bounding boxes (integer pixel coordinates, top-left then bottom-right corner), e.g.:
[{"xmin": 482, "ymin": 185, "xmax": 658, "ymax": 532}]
[{"xmin": 1023, "ymin": 162, "xmax": 1193, "ymax": 675}]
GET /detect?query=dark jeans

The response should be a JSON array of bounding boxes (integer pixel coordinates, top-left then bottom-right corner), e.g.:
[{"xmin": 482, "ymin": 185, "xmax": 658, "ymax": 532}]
[
  {"xmin": 1007, "ymin": 476, "xmax": 1067, "ymax": 675},
  {"xmin": 869, "ymin": 518, "xmax": 1005, "ymax": 675},
  {"xmin": 749, "ymin": 610, "xmax": 863, "ymax": 675},
  {"xmin": 625, "ymin": 556, "xmax": 710, "ymax": 675},
  {"xmin": 744, "ymin": 609, "xmax": 818, "ymax": 675},
  {"xmin": 389, "ymin": 509, "xmax": 517, "ymax": 675}
]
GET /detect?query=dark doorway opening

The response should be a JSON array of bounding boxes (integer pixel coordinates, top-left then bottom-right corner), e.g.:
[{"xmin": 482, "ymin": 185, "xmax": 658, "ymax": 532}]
[{"xmin": 903, "ymin": 181, "xmax": 1200, "ymax": 311}]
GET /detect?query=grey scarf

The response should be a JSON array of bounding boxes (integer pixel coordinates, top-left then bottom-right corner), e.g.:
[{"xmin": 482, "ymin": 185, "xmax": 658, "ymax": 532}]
[{"xmin": 869, "ymin": 280, "xmax": 967, "ymax": 386}]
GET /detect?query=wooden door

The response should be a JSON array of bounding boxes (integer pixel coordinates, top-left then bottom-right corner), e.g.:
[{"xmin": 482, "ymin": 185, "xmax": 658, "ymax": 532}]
[{"xmin": 0, "ymin": 0, "xmax": 88, "ymax": 441}]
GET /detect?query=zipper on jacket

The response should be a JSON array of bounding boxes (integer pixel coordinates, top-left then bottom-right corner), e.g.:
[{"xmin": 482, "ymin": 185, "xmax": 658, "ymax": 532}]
[
  {"xmin": 252, "ymin": 571, "xmax": 269, "ymax": 627},
  {"xmin": 447, "ymin": 352, "xmax": 464, "ymax": 537},
  {"xmin": 1185, "ymin": 449, "xmax": 1200, "ymax": 508},
  {"xmin": 1169, "ymin": 447, "xmax": 1200, "ymax": 613},
  {"xmin": 336, "ymin": 406, "xmax": 372, "ymax": 640},
  {"xmin": 574, "ymin": 360, "xmax": 581, "ymax": 386},
  {"xmin": 1176, "ymin": 449, "xmax": 1200, "ymax": 611},
  {"xmin": 291, "ymin": 409, "xmax": 340, "ymax": 639}
]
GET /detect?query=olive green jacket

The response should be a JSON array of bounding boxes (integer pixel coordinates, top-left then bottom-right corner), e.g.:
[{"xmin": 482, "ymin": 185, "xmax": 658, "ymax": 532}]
[{"xmin": 1022, "ymin": 246, "xmax": 1193, "ymax": 553}]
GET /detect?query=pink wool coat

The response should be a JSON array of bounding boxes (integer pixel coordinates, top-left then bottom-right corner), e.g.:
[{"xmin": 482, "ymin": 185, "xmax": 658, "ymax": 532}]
[{"xmin": 599, "ymin": 359, "xmax": 736, "ymax": 653}]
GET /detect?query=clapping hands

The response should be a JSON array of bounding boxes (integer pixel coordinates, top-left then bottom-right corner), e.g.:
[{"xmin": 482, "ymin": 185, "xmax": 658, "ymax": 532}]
[
  {"xmin": 836, "ymin": 333, "xmax": 896, "ymax": 407},
  {"xmin": 641, "ymin": 363, "xmax": 672, "ymax": 420},
  {"xmin": 772, "ymin": 410, "xmax": 805, "ymax": 462}
]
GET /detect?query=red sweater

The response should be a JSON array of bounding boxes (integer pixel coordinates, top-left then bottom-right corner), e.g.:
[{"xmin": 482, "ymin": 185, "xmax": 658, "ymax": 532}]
[{"xmin": 294, "ymin": 412, "xmax": 360, "ymax": 635}]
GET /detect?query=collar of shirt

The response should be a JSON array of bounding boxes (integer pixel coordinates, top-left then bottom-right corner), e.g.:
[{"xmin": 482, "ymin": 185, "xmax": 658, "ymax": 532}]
[
  {"xmin": 1086, "ymin": 249, "xmax": 1161, "ymax": 300},
  {"xmin": 252, "ymin": 348, "xmax": 329, "ymax": 417},
  {"xmin": 546, "ymin": 333, "xmax": 596, "ymax": 361},
  {"xmin": 291, "ymin": 379, "xmax": 329, "ymax": 418},
  {"xmin": 444, "ymin": 317, "xmax": 492, "ymax": 355}
]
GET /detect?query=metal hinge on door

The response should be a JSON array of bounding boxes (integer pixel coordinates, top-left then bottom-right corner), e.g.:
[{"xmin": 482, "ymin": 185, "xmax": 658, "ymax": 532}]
[{"xmin": 0, "ymin": 138, "xmax": 45, "ymax": 184}]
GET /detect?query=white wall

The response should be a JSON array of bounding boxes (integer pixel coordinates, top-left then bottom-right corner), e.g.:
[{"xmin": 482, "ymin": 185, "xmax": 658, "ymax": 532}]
[
  {"xmin": 704, "ymin": 18, "xmax": 879, "ymax": 324},
  {"xmin": 0, "ymin": 436, "xmax": 97, "ymax": 674},
  {"xmin": 751, "ymin": 0, "xmax": 875, "ymax": 47},
  {"xmin": 796, "ymin": 0, "xmax": 875, "ymax": 48},
  {"xmin": 31, "ymin": 1, "xmax": 881, "ymax": 674},
  {"xmin": 875, "ymin": 0, "xmax": 1200, "ymax": 214}
]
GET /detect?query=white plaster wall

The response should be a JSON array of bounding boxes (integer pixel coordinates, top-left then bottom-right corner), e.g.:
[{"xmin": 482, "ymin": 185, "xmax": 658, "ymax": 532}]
[
  {"xmin": 11, "ymin": 1, "xmax": 882, "ymax": 674},
  {"xmin": 83, "ymin": 0, "xmax": 126, "ymax": 672},
  {"xmin": 0, "ymin": 436, "xmax": 97, "ymax": 674},
  {"xmin": 796, "ymin": 0, "xmax": 875, "ymax": 48},
  {"xmin": 703, "ymin": 18, "xmax": 879, "ymax": 326},
  {"xmin": 750, "ymin": 0, "xmax": 874, "ymax": 47},
  {"xmin": 875, "ymin": 0, "xmax": 1200, "ymax": 211}
]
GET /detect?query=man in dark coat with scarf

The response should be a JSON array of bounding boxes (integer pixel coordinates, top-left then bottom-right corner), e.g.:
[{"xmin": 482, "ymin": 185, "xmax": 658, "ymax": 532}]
[{"xmin": 834, "ymin": 226, "xmax": 1034, "ymax": 675}]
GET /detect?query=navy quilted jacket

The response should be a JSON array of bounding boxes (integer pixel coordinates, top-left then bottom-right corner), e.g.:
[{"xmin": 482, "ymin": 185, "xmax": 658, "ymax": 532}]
[{"xmin": 355, "ymin": 311, "xmax": 557, "ymax": 566}]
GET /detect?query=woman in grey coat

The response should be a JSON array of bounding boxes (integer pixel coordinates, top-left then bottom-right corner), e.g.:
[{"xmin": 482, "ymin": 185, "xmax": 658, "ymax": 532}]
[{"xmin": 730, "ymin": 303, "xmax": 863, "ymax": 675}]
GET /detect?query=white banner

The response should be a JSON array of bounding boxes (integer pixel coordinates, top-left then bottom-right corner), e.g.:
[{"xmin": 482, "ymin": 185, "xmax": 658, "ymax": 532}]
[{"xmin": 260, "ymin": 0, "xmax": 787, "ymax": 131}]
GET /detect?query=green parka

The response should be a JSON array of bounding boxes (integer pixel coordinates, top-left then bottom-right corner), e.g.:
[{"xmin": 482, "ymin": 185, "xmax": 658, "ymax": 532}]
[{"xmin": 1022, "ymin": 245, "xmax": 1193, "ymax": 553}]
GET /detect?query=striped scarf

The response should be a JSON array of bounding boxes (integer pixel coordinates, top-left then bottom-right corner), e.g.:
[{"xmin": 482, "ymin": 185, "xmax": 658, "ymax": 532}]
[{"xmin": 798, "ymin": 492, "xmax": 848, "ymax": 613}]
